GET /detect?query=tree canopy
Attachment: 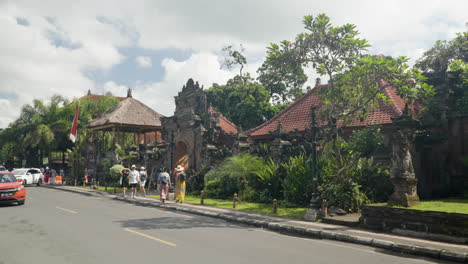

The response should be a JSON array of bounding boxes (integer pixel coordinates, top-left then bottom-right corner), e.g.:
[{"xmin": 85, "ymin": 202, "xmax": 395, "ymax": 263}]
[{"xmin": 206, "ymin": 75, "xmax": 278, "ymax": 130}]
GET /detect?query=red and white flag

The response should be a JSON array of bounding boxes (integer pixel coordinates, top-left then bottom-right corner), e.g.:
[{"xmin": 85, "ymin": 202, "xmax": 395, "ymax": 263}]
[{"xmin": 69, "ymin": 103, "xmax": 79, "ymax": 143}]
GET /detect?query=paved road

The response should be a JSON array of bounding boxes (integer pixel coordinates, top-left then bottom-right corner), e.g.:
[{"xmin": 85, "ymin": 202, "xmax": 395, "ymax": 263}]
[{"xmin": 0, "ymin": 187, "xmax": 455, "ymax": 264}]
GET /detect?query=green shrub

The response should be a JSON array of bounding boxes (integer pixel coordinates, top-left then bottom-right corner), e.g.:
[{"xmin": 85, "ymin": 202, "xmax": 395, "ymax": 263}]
[
  {"xmin": 109, "ymin": 164, "xmax": 124, "ymax": 184},
  {"xmin": 203, "ymin": 153, "xmax": 264, "ymax": 201},
  {"xmin": 281, "ymin": 154, "xmax": 314, "ymax": 206}
]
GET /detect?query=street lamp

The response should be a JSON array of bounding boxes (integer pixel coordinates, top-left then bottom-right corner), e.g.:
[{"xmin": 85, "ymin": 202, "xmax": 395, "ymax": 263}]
[{"xmin": 304, "ymin": 105, "xmax": 322, "ymax": 221}]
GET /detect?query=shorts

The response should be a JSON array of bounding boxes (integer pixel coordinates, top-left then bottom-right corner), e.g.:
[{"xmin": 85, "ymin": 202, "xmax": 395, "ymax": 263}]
[
  {"xmin": 129, "ymin": 183, "xmax": 138, "ymax": 188},
  {"xmin": 140, "ymin": 181, "xmax": 146, "ymax": 187},
  {"xmin": 121, "ymin": 181, "xmax": 128, "ymax": 188}
]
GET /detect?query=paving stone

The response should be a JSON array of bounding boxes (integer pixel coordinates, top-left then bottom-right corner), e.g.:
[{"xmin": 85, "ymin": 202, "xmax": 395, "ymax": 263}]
[
  {"xmin": 321, "ymin": 231, "xmax": 338, "ymax": 240},
  {"xmin": 371, "ymin": 239, "xmax": 394, "ymax": 249},
  {"xmin": 440, "ymin": 250, "xmax": 467, "ymax": 262}
]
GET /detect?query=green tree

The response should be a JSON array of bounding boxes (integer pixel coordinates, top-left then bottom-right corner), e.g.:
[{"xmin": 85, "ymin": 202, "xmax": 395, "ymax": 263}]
[
  {"xmin": 416, "ymin": 32, "xmax": 467, "ymax": 86},
  {"xmin": 295, "ymin": 14, "xmax": 433, "ymax": 128},
  {"xmin": 206, "ymin": 75, "xmax": 278, "ymax": 129},
  {"xmin": 257, "ymin": 40, "xmax": 308, "ymax": 103},
  {"xmin": 222, "ymin": 44, "xmax": 247, "ymax": 83}
]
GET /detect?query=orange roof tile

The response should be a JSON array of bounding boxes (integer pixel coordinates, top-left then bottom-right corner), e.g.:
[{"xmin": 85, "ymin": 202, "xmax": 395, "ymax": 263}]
[
  {"xmin": 248, "ymin": 84, "xmax": 407, "ymax": 139},
  {"xmin": 208, "ymin": 107, "xmax": 238, "ymax": 135}
]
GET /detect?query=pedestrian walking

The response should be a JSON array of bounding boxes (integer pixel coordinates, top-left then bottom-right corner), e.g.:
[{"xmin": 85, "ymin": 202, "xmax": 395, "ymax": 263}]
[
  {"xmin": 120, "ymin": 168, "xmax": 130, "ymax": 198},
  {"xmin": 50, "ymin": 168, "xmax": 57, "ymax": 184},
  {"xmin": 157, "ymin": 167, "xmax": 171, "ymax": 203},
  {"xmin": 128, "ymin": 165, "xmax": 140, "ymax": 199},
  {"xmin": 139, "ymin": 166, "xmax": 147, "ymax": 197},
  {"xmin": 174, "ymin": 165, "xmax": 186, "ymax": 204},
  {"xmin": 44, "ymin": 167, "xmax": 50, "ymax": 184}
]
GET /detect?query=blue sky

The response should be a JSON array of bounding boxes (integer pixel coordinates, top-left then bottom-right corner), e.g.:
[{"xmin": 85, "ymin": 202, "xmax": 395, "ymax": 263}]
[{"xmin": 0, "ymin": 0, "xmax": 466, "ymax": 128}]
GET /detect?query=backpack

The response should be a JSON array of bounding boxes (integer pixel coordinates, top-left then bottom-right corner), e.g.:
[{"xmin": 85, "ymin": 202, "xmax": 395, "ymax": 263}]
[
  {"xmin": 140, "ymin": 172, "xmax": 146, "ymax": 182},
  {"xmin": 179, "ymin": 173, "xmax": 186, "ymax": 182},
  {"xmin": 160, "ymin": 174, "xmax": 168, "ymax": 185}
]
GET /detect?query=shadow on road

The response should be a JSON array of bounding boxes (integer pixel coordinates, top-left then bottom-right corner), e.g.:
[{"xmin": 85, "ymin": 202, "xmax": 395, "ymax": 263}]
[{"xmin": 115, "ymin": 216, "xmax": 244, "ymax": 230}]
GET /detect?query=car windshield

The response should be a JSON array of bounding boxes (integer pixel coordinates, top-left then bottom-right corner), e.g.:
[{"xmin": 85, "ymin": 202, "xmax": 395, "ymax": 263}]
[
  {"xmin": 11, "ymin": 169, "xmax": 27, "ymax": 175},
  {"xmin": 0, "ymin": 173, "xmax": 16, "ymax": 183}
]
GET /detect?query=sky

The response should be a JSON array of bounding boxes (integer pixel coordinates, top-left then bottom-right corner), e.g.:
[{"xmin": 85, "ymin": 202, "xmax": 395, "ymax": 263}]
[{"xmin": 0, "ymin": 0, "xmax": 466, "ymax": 128}]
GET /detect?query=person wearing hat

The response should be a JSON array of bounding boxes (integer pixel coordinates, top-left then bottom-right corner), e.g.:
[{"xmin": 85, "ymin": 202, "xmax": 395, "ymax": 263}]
[
  {"xmin": 128, "ymin": 165, "xmax": 140, "ymax": 198},
  {"xmin": 174, "ymin": 165, "xmax": 186, "ymax": 204},
  {"xmin": 120, "ymin": 167, "xmax": 130, "ymax": 198},
  {"xmin": 139, "ymin": 166, "xmax": 147, "ymax": 197}
]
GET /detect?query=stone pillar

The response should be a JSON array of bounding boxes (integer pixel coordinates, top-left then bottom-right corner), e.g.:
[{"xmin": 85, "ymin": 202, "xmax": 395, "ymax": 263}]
[{"xmin": 388, "ymin": 106, "xmax": 420, "ymax": 207}]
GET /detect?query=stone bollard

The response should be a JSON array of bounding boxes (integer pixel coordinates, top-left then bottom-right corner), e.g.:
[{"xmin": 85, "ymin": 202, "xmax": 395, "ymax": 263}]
[
  {"xmin": 200, "ymin": 191, "xmax": 205, "ymax": 205},
  {"xmin": 272, "ymin": 199, "xmax": 278, "ymax": 214},
  {"xmin": 321, "ymin": 199, "xmax": 328, "ymax": 217},
  {"xmin": 233, "ymin": 193, "xmax": 238, "ymax": 209}
]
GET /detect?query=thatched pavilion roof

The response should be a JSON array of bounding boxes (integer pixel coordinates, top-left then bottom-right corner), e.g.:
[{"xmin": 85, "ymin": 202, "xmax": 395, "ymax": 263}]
[{"xmin": 87, "ymin": 89, "xmax": 165, "ymax": 133}]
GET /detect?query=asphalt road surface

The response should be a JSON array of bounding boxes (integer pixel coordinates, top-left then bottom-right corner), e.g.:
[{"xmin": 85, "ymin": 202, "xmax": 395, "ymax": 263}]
[{"xmin": 0, "ymin": 187, "xmax": 455, "ymax": 264}]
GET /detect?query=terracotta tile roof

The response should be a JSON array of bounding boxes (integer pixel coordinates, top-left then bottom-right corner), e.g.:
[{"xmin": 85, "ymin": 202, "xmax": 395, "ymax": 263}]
[
  {"xmin": 208, "ymin": 107, "xmax": 238, "ymax": 135},
  {"xmin": 248, "ymin": 84, "xmax": 407, "ymax": 139}
]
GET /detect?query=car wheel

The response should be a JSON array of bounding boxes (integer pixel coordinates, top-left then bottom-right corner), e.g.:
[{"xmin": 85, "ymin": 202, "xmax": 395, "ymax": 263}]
[
  {"xmin": 18, "ymin": 200, "xmax": 25, "ymax": 205},
  {"xmin": 37, "ymin": 179, "xmax": 42, "ymax": 186}
]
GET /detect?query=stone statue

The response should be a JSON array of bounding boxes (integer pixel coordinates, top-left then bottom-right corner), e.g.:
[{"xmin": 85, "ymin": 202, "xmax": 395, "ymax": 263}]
[{"xmin": 388, "ymin": 128, "xmax": 420, "ymax": 207}]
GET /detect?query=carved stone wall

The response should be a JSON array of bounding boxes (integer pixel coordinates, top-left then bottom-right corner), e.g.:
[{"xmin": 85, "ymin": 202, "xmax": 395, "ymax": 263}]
[{"xmin": 161, "ymin": 79, "xmax": 238, "ymax": 173}]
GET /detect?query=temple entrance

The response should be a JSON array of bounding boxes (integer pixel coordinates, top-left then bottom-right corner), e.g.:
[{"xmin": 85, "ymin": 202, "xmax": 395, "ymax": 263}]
[{"xmin": 174, "ymin": 141, "xmax": 189, "ymax": 170}]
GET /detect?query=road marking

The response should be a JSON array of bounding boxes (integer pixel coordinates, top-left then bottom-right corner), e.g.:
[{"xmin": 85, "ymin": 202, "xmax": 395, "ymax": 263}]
[
  {"xmin": 56, "ymin": 206, "xmax": 78, "ymax": 214},
  {"xmin": 124, "ymin": 228, "xmax": 176, "ymax": 247}
]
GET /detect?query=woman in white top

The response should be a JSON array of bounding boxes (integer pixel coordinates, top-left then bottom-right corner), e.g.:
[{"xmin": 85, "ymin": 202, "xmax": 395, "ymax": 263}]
[{"xmin": 128, "ymin": 165, "xmax": 140, "ymax": 198}]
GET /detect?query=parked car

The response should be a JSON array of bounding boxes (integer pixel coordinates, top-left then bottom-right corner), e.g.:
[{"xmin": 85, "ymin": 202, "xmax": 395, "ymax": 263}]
[
  {"xmin": 11, "ymin": 168, "xmax": 44, "ymax": 186},
  {"xmin": 0, "ymin": 166, "xmax": 7, "ymax": 171},
  {"xmin": 0, "ymin": 171, "xmax": 26, "ymax": 205}
]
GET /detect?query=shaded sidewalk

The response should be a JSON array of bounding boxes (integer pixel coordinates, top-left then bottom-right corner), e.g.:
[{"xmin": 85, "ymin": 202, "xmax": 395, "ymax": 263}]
[{"xmin": 44, "ymin": 185, "xmax": 468, "ymax": 263}]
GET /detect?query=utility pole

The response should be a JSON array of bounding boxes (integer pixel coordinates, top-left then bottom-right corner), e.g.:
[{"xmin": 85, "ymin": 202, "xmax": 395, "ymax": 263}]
[{"xmin": 304, "ymin": 105, "xmax": 322, "ymax": 221}]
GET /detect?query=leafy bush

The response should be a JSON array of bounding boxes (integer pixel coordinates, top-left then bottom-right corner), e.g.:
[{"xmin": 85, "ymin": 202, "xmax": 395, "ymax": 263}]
[
  {"xmin": 317, "ymin": 131, "xmax": 391, "ymax": 211},
  {"xmin": 204, "ymin": 153, "xmax": 264, "ymax": 200},
  {"xmin": 109, "ymin": 164, "xmax": 124, "ymax": 184},
  {"xmin": 281, "ymin": 154, "xmax": 314, "ymax": 206},
  {"xmin": 254, "ymin": 157, "xmax": 282, "ymax": 202}
]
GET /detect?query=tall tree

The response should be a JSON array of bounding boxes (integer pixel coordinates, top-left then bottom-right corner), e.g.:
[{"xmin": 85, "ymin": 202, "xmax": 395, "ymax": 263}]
[
  {"xmin": 294, "ymin": 14, "xmax": 432, "ymax": 129},
  {"xmin": 222, "ymin": 45, "xmax": 248, "ymax": 83},
  {"xmin": 257, "ymin": 40, "xmax": 308, "ymax": 104},
  {"xmin": 206, "ymin": 75, "xmax": 277, "ymax": 130}
]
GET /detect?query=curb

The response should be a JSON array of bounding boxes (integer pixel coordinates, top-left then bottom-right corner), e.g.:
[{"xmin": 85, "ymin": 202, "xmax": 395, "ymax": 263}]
[{"xmin": 43, "ymin": 185, "xmax": 468, "ymax": 263}]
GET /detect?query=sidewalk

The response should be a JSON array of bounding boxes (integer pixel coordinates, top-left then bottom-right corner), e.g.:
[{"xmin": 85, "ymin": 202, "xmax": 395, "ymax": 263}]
[{"xmin": 44, "ymin": 185, "xmax": 468, "ymax": 263}]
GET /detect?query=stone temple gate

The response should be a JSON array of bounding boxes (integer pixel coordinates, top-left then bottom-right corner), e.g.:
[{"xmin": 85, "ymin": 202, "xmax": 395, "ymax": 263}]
[{"xmin": 161, "ymin": 79, "xmax": 241, "ymax": 173}]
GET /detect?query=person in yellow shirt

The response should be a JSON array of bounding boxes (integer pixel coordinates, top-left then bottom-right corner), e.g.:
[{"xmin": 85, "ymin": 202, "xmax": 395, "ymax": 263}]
[{"xmin": 174, "ymin": 165, "xmax": 186, "ymax": 203}]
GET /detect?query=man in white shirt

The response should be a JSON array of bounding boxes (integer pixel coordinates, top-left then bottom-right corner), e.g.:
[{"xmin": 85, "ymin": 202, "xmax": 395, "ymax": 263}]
[{"xmin": 128, "ymin": 165, "xmax": 140, "ymax": 198}]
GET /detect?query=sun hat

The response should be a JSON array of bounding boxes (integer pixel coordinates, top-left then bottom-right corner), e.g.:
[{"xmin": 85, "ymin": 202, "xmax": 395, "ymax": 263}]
[
  {"xmin": 175, "ymin": 165, "xmax": 184, "ymax": 172},
  {"xmin": 131, "ymin": 164, "xmax": 136, "ymax": 168},
  {"xmin": 141, "ymin": 166, "xmax": 145, "ymax": 170}
]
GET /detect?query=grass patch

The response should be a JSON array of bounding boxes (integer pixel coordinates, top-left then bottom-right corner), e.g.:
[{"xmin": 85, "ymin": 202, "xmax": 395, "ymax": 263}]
[
  {"xmin": 147, "ymin": 194, "xmax": 307, "ymax": 219},
  {"xmin": 370, "ymin": 199, "xmax": 468, "ymax": 214},
  {"xmin": 77, "ymin": 185, "xmax": 124, "ymax": 193},
  {"xmin": 407, "ymin": 199, "xmax": 468, "ymax": 214},
  {"xmin": 74, "ymin": 186, "xmax": 307, "ymax": 219}
]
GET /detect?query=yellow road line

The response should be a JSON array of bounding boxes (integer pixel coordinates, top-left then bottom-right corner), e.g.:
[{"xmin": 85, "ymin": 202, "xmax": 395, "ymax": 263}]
[
  {"xmin": 56, "ymin": 206, "xmax": 78, "ymax": 214},
  {"xmin": 124, "ymin": 228, "xmax": 176, "ymax": 247}
]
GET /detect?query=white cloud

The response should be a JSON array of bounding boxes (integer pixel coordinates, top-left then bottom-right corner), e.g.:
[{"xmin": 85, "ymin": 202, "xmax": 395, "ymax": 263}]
[
  {"xmin": 135, "ymin": 56, "xmax": 152, "ymax": 68},
  {"xmin": 103, "ymin": 81, "xmax": 129, "ymax": 97},
  {"xmin": 133, "ymin": 52, "xmax": 243, "ymax": 116},
  {"xmin": 1, "ymin": 0, "xmax": 467, "ymax": 128}
]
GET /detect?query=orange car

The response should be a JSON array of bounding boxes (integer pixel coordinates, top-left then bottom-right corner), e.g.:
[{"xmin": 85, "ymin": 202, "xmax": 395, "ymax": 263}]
[{"xmin": 0, "ymin": 171, "xmax": 26, "ymax": 205}]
